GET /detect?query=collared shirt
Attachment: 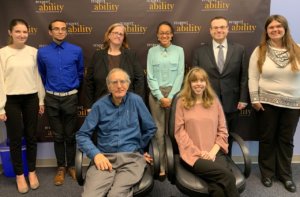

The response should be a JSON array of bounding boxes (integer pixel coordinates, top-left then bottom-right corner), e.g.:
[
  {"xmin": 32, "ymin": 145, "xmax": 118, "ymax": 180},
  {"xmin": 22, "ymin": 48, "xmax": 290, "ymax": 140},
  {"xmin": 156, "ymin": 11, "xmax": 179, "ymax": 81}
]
[
  {"xmin": 37, "ymin": 41, "xmax": 84, "ymax": 92},
  {"xmin": 147, "ymin": 44, "xmax": 184, "ymax": 100},
  {"xmin": 212, "ymin": 39, "xmax": 228, "ymax": 64},
  {"xmin": 76, "ymin": 92, "xmax": 157, "ymax": 159}
]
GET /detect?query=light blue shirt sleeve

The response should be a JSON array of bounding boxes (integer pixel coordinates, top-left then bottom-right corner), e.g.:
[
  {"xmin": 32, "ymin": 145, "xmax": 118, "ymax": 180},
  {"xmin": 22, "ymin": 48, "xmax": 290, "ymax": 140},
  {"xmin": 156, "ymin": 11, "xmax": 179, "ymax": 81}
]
[
  {"xmin": 168, "ymin": 47, "xmax": 184, "ymax": 99},
  {"xmin": 147, "ymin": 46, "xmax": 164, "ymax": 100}
]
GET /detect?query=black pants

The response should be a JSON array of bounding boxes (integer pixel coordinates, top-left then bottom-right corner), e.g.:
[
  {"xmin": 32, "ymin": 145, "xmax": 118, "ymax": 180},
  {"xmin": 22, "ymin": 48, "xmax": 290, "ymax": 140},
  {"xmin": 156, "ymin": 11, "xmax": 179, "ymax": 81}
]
[
  {"xmin": 191, "ymin": 152, "xmax": 239, "ymax": 197},
  {"xmin": 225, "ymin": 111, "xmax": 239, "ymax": 133},
  {"xmin": 45, "ymin": 93, "xmax": 78, "ymax": 167},
  {"xmin": 5, "ymin": 93, "xmax": 39, "ymax": 175},
  {"xmin": 258, "ymin": 104, "xmax": 300, "ymax": 181},
  {"xmin": 225, "ymin": 111, "xmax": 239, "ymax": 156}
]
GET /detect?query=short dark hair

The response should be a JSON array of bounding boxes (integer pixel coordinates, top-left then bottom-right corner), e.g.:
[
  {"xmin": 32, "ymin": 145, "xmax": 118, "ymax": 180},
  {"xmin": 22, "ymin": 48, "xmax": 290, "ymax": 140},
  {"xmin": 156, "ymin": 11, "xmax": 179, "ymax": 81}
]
[
  {"xmin": 156, "ymin": 21, "xmax": 174, "ymax": 34},
  {"xmin": 48, "ymin": 19, "xmax": 67, "ymax": 30},
  {"xmin": 210, "ymin": 16, "xmax": 229, "ymax": 27}
]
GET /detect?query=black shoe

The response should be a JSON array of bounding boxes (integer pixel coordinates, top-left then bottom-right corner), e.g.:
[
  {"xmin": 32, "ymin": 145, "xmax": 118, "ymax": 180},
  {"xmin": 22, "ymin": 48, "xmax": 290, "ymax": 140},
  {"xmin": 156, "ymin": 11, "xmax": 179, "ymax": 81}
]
[
  {"xmin": 283, "ymin": 180, "xmax": 296, "ymax": 193},
  {"xmin": 158, "ymin": 172, "xmax": 166, "ymax": 182},
  {"xmin": 261, "ymin": 177, "xmax": 272, "ymax": 187}
]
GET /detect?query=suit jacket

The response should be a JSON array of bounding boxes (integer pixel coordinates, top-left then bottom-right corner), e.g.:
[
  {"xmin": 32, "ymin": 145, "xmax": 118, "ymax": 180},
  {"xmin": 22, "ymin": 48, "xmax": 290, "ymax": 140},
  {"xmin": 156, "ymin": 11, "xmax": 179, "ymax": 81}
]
[
  {"xmin": 192, "ymin": 42, "xmax": 248, "ymax": 113},
  {"xmin": 85, "ymin": 48, "xmax": 145, "ymax": 108}
]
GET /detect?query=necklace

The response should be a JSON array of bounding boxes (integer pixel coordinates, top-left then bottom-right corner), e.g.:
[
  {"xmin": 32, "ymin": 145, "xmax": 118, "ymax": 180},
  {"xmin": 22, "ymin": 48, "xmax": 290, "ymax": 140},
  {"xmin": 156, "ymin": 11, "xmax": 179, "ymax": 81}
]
[
  {"xmin": 267, "ymin": 44, "xmax": 289, "ymax": 68},
  {"xmin": 161, "ymin": 48, "xmax": 167, "ymax": 57}
]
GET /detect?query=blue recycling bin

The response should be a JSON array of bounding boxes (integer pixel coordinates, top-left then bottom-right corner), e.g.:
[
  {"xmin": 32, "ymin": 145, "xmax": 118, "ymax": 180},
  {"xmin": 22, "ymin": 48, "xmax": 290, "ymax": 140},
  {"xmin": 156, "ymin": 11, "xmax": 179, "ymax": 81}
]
[{"xmin": 0, "ymin": 143, "xmax": 29, "ymax": 177}]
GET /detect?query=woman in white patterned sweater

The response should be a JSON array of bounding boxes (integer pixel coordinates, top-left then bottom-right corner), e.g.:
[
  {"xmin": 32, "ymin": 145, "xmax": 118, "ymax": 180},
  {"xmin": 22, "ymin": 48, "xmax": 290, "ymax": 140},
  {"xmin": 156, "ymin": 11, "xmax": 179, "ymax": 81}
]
[{"xmin": 248, "ymin": 15, "xmax": 300, "ymax": 193}]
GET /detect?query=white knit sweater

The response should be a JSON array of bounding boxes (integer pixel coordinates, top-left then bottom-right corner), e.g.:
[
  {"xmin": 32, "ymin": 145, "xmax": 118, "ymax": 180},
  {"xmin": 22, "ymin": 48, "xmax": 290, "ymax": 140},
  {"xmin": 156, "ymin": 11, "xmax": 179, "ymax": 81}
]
[
  {"xmin": 0, "ymin": 45, "xmax": 45, "ymax": 114},
  {"xmin": 248, "ymin": 46, "xmax": 300, "ymax": 109}
]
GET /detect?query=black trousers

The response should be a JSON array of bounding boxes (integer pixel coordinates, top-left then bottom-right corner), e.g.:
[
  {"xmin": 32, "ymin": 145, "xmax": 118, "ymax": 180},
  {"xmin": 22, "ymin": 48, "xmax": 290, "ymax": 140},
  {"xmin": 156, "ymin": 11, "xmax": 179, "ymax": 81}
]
[
  {"xmin": 45, "ymin": 93, "xmax": 78, "ymax": 167},
  {"xmin": 191, "ymin": 151, "xmax": 239, "ymax": 197},
  {"xmin": 5, "ymin": 93, "xmax": 39, "ymax": 175},
  {"xmin": 225, "ymin": 111, "xmax": 239, "ymax": 156},
  {"xmin": 258, "ymin": 104, "xmax": 300, "ymax": 181},
  {"xmin": 225, "ymin": 111, "xmax": 239, "ymax": 133}
]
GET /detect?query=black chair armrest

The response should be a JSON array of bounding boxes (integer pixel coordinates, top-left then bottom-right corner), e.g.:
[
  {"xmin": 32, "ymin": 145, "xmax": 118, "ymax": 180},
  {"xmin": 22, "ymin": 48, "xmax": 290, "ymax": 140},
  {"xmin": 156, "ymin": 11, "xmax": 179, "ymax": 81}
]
[
  {"xmin": 229, "ymin": 132, "xmax": 251, "ymax": 178},
  {"xmin": 75, "ymin": 139, "xmax": 159, "ymax": 185},
  {"xmin": 148, "ymin": 138, "xmax": 160, "ymax": 179},
  {"xmin": 165, "ymin": 135, "xmax": 175, "ymax": 184},
  {"xmin": 75, "ymin": 148, "xmax": 85, "ymax": 186}
]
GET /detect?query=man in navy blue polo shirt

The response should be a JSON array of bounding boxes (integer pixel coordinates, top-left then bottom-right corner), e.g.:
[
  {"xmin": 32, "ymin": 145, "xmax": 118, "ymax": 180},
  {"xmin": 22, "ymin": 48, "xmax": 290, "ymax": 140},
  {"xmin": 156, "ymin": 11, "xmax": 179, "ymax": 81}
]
[{"xmin": 37, "ymin": 19, "xmax": 84, "ymax": 186}]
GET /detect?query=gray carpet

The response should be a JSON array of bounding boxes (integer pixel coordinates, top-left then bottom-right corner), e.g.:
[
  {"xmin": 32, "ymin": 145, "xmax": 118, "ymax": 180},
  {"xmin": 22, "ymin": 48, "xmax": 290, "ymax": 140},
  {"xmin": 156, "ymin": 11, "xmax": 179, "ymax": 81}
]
[{"xmin": 0, "ymin": 164, "xmax": 299, "ymax": 197}]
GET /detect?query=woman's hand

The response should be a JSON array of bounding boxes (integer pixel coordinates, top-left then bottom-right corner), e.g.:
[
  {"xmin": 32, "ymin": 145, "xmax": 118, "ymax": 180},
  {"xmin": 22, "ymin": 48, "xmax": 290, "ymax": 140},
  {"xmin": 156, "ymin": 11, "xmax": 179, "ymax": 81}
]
[
  {"xmin": 160, "ymin": 98, "xmax": 172, "ymax": 108},
  {"xmin": 39, "ymin": 105, "xmax": 45, "ymax": 115},
  {"xmin": 200, "ymin": 151, "xmax": 215, "ymax": 161},
  {"xmin": 252, "ymin": 103, "xmax": 265, "ymax": 111},
  {"xmin": 0, "ymin": 114, "xmax": 7, "ymax": 121}
]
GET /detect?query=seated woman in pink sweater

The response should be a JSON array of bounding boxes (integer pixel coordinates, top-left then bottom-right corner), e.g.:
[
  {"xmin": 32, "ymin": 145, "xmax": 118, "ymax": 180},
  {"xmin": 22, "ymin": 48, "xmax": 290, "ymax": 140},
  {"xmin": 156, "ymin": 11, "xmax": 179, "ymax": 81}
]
[{"xmin": 175, "ymin": 67, "xmax": 239, "ymax": 197}]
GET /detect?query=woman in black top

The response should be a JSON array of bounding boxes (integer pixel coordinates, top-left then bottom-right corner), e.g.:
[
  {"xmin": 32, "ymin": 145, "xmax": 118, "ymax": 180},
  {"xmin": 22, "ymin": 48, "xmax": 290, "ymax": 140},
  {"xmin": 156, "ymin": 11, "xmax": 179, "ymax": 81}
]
[{"xmin": 85, "ymin": 23, "xmax": 144, "ymax": 109}]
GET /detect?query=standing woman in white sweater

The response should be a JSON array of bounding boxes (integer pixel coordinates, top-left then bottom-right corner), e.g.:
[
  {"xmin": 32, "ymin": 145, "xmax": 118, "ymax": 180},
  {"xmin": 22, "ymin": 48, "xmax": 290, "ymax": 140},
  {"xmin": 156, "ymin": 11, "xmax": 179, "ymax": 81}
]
[
  {"xmin": 248, "ymin": 15, "xmax": 300, "ymax": 193},
  {"xmin": 0, "ymin": 19, "xmax": 45, "ymax": 194}
]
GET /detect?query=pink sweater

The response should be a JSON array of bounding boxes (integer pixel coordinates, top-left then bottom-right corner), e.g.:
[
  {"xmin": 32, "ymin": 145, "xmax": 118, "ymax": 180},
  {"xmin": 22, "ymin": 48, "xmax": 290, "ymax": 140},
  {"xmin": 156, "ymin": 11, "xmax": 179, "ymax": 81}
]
[{"xmin": 174, "ymin": 98, "xmax": 229, "ymax": 166}]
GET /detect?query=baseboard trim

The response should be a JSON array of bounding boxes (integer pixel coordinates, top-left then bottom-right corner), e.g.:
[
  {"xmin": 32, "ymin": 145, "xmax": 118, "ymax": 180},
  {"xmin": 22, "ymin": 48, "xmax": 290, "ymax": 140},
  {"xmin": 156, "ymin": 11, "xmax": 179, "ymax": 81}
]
[
  {"xmin": 36, "ymin": 158, "xmax": 91, "ymax": 167},
  {"xmin": 232, "ymin": 155, "xmax": 300, "ymax": 164},
  {"xmin": 1, "ymin": 155, "xmax": 300, "ymax": 170}
]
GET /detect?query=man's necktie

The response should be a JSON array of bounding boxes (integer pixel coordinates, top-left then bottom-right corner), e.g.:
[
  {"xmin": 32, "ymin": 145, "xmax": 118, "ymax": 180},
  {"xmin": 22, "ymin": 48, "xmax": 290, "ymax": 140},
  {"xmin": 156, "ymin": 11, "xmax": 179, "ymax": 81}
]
[{"xmin": 217, "ymin": 45, "xmax": 224, "ymax": 73}]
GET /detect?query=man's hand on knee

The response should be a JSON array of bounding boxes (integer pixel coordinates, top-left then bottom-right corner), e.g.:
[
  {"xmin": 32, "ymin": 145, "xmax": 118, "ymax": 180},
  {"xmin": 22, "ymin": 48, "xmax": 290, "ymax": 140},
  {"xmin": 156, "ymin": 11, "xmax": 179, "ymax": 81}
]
[
  {"xmin": 94, "ymin": 153, "xmax": 113, "ymax": 172},
  {"xmin": 144, "ymin": 152, "xmax": 153, "ymax": 165}
]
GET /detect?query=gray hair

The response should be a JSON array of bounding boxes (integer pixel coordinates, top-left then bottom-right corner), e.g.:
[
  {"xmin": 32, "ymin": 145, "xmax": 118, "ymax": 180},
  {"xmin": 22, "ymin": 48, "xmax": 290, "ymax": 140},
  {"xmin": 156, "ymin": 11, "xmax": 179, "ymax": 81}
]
[{"xmin": 106, "ymin": 68, "xmax": 131, "ymax": 86}]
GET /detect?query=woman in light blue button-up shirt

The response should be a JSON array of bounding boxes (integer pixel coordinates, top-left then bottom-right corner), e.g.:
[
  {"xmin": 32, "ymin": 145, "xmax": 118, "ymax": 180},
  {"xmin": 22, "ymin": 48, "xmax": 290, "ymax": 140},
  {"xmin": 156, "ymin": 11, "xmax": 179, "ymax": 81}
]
[{"xmin": 147, "ymin": 21, "xmax": 184, "ymax": 176}]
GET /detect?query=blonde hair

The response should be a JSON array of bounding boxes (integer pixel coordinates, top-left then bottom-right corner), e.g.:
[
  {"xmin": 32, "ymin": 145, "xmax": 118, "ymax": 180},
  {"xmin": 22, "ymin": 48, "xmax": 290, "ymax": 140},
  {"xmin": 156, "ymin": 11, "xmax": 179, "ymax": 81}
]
[
  {"xmin": 102, "ymin": 23, "xmax": 129, "ymax": 50},
  {"xmin": 257, "ymin": 15, "xmax": 300, "ymax": 73},
  {"xmin": 179, "ymin": 67, "xmax": 216, "ymax": 109}
]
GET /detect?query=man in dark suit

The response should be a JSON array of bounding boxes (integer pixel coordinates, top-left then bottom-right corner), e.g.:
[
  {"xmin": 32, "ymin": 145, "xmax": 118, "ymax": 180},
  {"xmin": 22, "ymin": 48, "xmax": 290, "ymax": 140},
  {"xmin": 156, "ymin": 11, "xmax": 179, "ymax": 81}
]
[{"xmin": 192, "ymin": 16, "xmax": 248, "ymax": 139}]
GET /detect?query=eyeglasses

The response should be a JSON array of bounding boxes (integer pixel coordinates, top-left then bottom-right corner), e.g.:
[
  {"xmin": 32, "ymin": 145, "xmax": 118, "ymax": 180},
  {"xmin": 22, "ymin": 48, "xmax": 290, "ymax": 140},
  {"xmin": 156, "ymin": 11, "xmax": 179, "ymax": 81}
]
[
  {"xmin": 109, "ymin": 79, "xmax": 128, "ymax": 86},
  {"xmin": 158, "ymin": 32, "xmax": 172, "ymax": 36},
  {"xmin": 111, "ymin": 31, "xmax": 124, "ymax": 37},
  {"xmin": 211, "ymin": 26, "xmax": 228, "ymax": 30},
  {"xmin": 52, "ymin": 27, "xmax": 67, "ymax": 32}
]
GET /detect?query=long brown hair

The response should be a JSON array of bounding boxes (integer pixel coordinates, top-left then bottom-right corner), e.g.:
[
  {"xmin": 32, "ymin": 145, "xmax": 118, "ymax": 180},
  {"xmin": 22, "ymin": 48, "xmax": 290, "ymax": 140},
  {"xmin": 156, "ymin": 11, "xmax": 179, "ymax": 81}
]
[
  {"xmin": 102, "ymin": 23, "xmax": 129, "ymax": 50},
  {"xmin": 257, "ymin": 15, "xmax": 300, "ymax": 73},
  {"xmin": 179, "ymin": 67, "xmax": 216, "ymax": 109}
]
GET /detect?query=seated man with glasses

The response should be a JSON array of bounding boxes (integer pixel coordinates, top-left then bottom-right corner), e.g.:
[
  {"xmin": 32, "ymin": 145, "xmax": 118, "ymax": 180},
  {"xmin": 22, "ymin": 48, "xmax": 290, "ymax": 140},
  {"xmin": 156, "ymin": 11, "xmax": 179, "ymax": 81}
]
[{"xmin": 76, "ymin": 68, "xmax": 157, "ymax": 197}]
